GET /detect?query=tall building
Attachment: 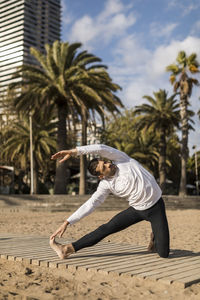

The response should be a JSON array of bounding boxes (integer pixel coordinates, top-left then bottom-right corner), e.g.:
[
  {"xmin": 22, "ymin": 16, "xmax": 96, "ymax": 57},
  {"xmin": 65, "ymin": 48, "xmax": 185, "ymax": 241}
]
[
  {"xmin": 76, "ymin": 122, "xmax": 102, "ymax": 147},
  {"xmin": 0, "ymin": 0, "xmax": 61, "ymax": 96}
]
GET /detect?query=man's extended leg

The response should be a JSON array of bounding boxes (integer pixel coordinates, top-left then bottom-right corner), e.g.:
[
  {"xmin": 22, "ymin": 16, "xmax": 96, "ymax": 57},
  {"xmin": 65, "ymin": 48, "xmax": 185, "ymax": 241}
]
[
  {"xmin": 50, "ymin": 207, "xmax": 143, "ymax": 258},
  {"xmin": 72, "ymin": 206, "xmax": 143, "ymax": 252}
]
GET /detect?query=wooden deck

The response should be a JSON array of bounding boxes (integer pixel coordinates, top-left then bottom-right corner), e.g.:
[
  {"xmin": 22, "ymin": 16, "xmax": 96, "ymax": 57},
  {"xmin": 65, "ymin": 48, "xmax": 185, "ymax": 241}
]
[{"xmin": 0, "ymin": 233, "xmax": 199, "ymax": 288}]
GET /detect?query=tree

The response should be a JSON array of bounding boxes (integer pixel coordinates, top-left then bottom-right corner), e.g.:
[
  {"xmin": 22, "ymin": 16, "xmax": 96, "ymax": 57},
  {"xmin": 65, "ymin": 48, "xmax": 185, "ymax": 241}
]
[
  {"xmin": 1, "ymin": 113, "xmax": 57, "ymax": 194},
  {"xmin": 75, "ymin": 68, "xmax": 123, "ymax": 194},
  {"xmin": 102, "ymin": 110, "xmax": 159, "ymax": 176},
  {"xmin": 102, "ymin": 109, "xmax": 138, "ymax": 152},
  {"xmin": 187, "ymin": 147, "xmax": 200, "ymax": 195},
  {"xmin": 9, "ymin": 41, "xmax": 122, "ymax": 194},
  {"xmin": 132, "ymin": 129, "xmax": 159, "ymax": 174},
  {"xmin": 166, "ymin": 51, "xmax": 200, "ymax": 196},
  {"xmin": 134, "ymin": 89, "xmax": 179, "ymax": 193},
  {"xmin": 165, "ymin": 134, "xmax": 181, "ymax": 193}
]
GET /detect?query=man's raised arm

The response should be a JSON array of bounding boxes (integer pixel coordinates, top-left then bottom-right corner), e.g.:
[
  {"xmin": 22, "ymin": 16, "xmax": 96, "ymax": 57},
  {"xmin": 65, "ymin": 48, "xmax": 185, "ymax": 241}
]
[
  {"xmin": 51, "ymin": 144, "xmax": 130, "ymax": 163},
  {"xmin": 76, "ymin": 144, "xmax": 130, "ymax": 162},
  {"xmin": 51, "ymin": 148, "xmax": 77, "ymax": 163}
]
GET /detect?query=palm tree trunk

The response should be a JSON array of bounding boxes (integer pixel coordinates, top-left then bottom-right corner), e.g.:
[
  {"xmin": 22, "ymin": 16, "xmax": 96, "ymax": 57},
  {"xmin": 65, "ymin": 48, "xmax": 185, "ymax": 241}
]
[
  {"xmin": 179, "ymin": 94, "xmax": 188, "ymax": 196},
  {"xmin": 33, "ymin": 155, "xmax": 38, "ymax": 194},
  {"xmin": 79, "ymin": 110, "xmax": 87, "ymax": 195},
  {"xmin": 159, "ymin": 130, "xmax": 166, "ymax": 193},
  {"xmin": 54, "ymin": 104, "xmax": 68, "ymax": 194}
]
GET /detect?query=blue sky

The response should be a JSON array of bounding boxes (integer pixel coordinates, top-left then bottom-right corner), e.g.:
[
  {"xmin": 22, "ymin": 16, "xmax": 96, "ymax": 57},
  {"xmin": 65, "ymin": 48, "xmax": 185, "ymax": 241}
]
[{"xmin": 61, "ymin": 0, "xmax": 200, "ymax": 154}]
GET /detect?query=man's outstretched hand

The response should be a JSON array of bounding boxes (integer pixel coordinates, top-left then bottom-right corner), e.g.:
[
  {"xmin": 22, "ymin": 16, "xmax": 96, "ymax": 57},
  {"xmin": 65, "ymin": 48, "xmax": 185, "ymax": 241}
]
[
  {"xmin": 50, "ymin": 220, "xmax": 69, "ymax": 240},
  {"xmin": 51, "ymin": 149, "xmax": 77, "ymax": 163}
]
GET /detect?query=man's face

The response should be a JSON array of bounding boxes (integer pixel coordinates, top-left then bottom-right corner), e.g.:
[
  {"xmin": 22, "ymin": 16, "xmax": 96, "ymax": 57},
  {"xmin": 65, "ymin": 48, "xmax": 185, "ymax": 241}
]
[{"xmin": 95, "ymin": 160, "xmax": 117, "ymax": 178}]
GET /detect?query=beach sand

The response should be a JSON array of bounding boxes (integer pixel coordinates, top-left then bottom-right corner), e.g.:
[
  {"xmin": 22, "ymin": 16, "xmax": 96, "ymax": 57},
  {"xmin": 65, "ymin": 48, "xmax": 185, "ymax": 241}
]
[{"xmin": 0, "ymin": 208, "xmax": 199, "ymax": 299}]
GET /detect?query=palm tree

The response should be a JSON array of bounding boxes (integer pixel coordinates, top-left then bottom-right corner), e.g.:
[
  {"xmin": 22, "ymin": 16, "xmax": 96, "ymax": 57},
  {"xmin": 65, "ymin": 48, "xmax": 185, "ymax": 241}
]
[
  {"xmin": 132, "ymin": 130, "xmax": 159, "ymax": 174},
  {"xmin": 165, "ymin": 134, "xmax": 181, "ymax": 192},
  {"xmin": 103, "ymin": 110, "xmax": 138, "ymax": 150},
  {"xmin": 134, "ymin": 89, "xmax": 179, "ymax": 193},
  {"xmin": 166, "ymin": 51, "xmax": 200, "ymax": 196},
  {"xmin": 9, "ymin": 41, "xmax": 122, "ymax": 194},
  {"xmin": 76, "ymin": 69, "xmax": 123, "ymax": 194},
  {"xmin": 103, "ymin": 110, "xmax": 159, "ymax": 175},
  {"xmin": 187, "ymin": 148, "xmax": 200, "ymax": 194},
  {"xmin": 1, "ymin": 113, "xmax": 57, "ymax": 194}
]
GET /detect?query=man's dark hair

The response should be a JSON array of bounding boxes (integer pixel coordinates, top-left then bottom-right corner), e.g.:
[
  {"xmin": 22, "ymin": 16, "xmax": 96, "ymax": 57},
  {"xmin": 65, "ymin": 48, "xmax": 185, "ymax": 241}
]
[{"xmin": 88, "ymin": 158, "xmax": 100, "ymax": 176}]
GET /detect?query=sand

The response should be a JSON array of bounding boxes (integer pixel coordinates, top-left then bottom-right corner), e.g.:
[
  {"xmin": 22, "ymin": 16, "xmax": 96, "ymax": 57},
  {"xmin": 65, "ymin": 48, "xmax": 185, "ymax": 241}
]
[{"xmin": 0, "ymin": 208, "xmax": 200, "ymax": 299}]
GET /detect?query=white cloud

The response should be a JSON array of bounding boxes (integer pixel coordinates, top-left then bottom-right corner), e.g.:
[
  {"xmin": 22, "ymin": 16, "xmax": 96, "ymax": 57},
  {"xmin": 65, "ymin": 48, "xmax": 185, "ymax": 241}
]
[
  {"xmin": 182, "ymin": 3, "xmax": 199, "ymax": 16},
  {"xmin": 106, "ymin": 35, "xmax": 200, "ymax": 106},
  {"xmin": 69, "ymin": 0, "xmax": 136, "ymax": 49},
  {"xmin": 167, "ymin": 0, "xmax": 177, "ymax": 8},
  {"xmin": 104, "ymin": 13, "xmax": 135, "ymax": 39},
  {"xmin": 112, "ymin": 34, "xmax": 151, "ymax": 73},
  {"xmin": 123, "ymin": 79, "xmax": 159, "ymax": 107},
  {"xmin": 150, "ymin": 22, "xmax": 178, "ymax": 39},
  {"xmin": 191, "ymin": 20, "xmax": 200, "ymax": 35},
  {"xmin": 108, "ymin": 35, "xmax": 200, "ymax": 103},
  {"xmin": 113, "ymin": 70, "xmax": 171, "ymax": 108},
  {"xmin": 148, "ymin": 36, "xmax": 200, "ymax": 78},
  {"xmin": 61, "ymin": 0, "xmax": 73, "ymax": 26},
  {"xmin": 70, "ymin": 15, "xmax": 98, "ymax": 47},
  {"xmin": 99, "ymin": 0, "xmax": 124, "ymax": 19},
  {"xmin": 167, "ymin": 0, "xmax": 200, "ymax": 16}
]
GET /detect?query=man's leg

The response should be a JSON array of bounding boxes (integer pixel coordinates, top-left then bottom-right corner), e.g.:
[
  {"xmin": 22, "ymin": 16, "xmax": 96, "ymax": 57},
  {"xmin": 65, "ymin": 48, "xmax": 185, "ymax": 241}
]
[
  {"xmin": 50, "ymin": 207, "xmax": 143, "ymax": 259},
  {"xmin": 147, "ymin": 198, "xmax": 170, "ymax": 258},
  {"xmin": 72, "ymin": 206, "xmax": 143, "ymax": 252}
]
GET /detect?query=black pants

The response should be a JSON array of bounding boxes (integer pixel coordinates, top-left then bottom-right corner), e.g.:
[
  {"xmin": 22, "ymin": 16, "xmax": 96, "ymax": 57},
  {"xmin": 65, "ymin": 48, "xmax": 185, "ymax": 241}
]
[{"xmin": 72, "ymin": 198, "xmax": 170, "ymax": 258}]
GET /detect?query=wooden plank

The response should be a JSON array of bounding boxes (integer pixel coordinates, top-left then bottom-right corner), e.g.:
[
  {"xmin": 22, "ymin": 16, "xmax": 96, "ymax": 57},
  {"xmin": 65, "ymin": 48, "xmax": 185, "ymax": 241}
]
[
  {"xmin": 119, "ymin": 256, "xmax": 200, "ymax": 276},
  {"xmin": 25, "ymin": 243, "xmax": 146, "ymax": 269},
  {"xmin": 137, "ymin": 262, "xmax": 200, "ymax": 280},
  {"xmin": 42, "ymin": 244, "xmax": 146, "ymax": 266},
  {"xmin": 160, "ymin": 266, "xmax": 200, "ymax": 281},
  {"xmin": 53, "ymin": 248, "xmax": 146, "ymax": 265},
  {"xmin": 53, "ymin": 251, "xmax": 156, "ymax": 270},
  {"xmin": 0, "ymin": 242, "xmax": 49, "ymax": 251},
  {"xmin": 101, "ymin": 256, "xmax": 200, "ymax": 275},
  {"xmin": 47, "ymin": 250, "xmax": 136, "ymax": 268},
  {"xmin": 0, "ymin": 234, "xmax": 200, "ymax": 288},
  {"xmin": 0, "ymin": 246, "xmax": 51, "ymax": 254},
  {"xmin": 159, "ymin": 268, "xmax": 200, "ymax": 287},
  {"xmin": 66, "ymin": 252, "xmax": 158, "ymax": 271},
  {"xmin": 176, "ymin": 274, "xmax": 200, "ymax": 288},
  {"xmin": 0, "ymin": 238, "xmax": 142, "ymax": 267},
  {"xmin": 31, "ymin": 248, "xmax": 141, "ymax": 265},
  {"xmin": 76, "ymin": 243, "xmax": 145, "ymax": 253},
  {"xmin": 6, "ymin": 252, "xmax": 56, "ymax": 262}
]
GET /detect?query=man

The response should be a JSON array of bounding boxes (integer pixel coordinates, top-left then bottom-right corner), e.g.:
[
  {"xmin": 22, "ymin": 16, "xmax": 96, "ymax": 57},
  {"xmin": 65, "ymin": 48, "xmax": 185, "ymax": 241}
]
[{"xmin": 50, "ymin": 144, "xmax": 170, "ymax": 259}]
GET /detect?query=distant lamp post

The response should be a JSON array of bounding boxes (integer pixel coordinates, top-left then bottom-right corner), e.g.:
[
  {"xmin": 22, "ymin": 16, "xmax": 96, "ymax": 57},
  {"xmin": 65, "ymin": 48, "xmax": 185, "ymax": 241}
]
[
  {"xmin": 192, "ymin": 145, "xmax": 199, "ymax": 195},
  {"xmin": 29, "ymin": 113, "xmax": 34, "ymax": 194}
]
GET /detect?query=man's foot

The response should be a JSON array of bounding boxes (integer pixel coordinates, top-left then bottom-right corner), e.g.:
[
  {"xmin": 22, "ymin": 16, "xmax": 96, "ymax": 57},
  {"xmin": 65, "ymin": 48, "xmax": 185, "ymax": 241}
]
[
  {"xmin": 147, "ymin": 232, "xmax": 156, "ymax": 252},
  {"xmin": 49, "ymin": 238, "xmax": 75, "ymax": 259}
]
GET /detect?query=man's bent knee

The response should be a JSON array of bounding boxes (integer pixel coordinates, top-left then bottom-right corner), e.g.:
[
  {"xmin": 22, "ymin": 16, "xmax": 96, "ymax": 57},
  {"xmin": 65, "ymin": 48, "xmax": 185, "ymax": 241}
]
[{"xmin": 158, "ymin": 248, "xmax": 169, "ymax": 258}]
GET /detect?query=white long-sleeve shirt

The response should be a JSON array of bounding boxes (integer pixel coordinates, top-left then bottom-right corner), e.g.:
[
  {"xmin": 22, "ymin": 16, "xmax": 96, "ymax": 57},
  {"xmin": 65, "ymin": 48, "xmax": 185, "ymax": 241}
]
[{"xmin": 67, "ymin": 144, "xmax": 162, "ymax": 225}]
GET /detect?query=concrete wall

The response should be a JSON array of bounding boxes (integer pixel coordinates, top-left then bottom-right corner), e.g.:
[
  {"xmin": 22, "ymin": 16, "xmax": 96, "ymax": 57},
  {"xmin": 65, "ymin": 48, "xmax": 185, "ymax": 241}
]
[{"xmin": 0, "ymin": 194, "xmax": 200, "ymax": 211}]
